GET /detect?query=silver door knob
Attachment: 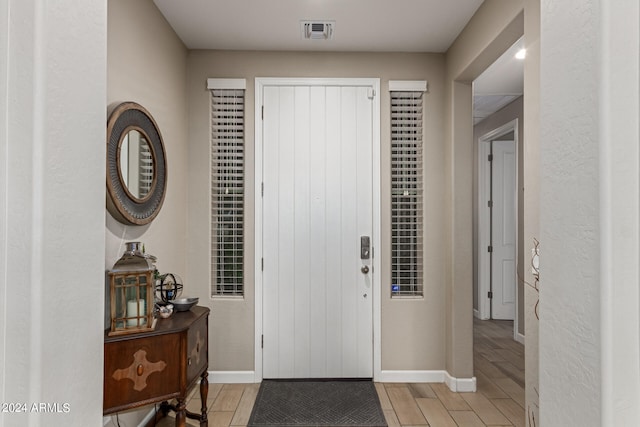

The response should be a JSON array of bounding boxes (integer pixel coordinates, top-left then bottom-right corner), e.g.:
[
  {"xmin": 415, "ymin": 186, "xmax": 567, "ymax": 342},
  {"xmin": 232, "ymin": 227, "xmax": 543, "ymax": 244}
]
[{"xmin": 361, "ymin": 265, "xmax": 369, "ymax": 274}]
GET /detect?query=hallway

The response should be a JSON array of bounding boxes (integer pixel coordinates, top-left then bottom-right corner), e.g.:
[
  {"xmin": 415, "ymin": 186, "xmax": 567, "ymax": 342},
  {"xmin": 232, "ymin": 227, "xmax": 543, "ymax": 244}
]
[{"xmin": 470, "ymin": 318, "xmax": 525, "ymax": 426}]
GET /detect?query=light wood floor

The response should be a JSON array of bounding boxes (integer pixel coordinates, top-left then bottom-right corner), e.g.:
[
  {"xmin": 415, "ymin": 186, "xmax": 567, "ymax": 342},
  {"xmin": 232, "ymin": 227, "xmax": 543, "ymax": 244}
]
[{"xmin": 157, "ymin": 319, "xmax": 524, "ymax": 427}]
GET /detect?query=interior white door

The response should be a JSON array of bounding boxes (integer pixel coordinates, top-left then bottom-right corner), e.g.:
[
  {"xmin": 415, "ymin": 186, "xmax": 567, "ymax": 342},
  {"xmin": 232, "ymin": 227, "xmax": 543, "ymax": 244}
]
[
  {"xmin": 491, "ymin": 140, "xmax": 516, "ymax": 320},
  {"xmin": 261, "ymin": 84, "xmax": 374, "ymax": 378}
]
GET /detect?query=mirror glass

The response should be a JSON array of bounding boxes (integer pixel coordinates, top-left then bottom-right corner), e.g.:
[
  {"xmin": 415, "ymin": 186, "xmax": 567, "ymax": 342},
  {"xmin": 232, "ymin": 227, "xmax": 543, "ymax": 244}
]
[{"xmin": 119, "ymin": 129, "xmax": 154, "ymax": 200}]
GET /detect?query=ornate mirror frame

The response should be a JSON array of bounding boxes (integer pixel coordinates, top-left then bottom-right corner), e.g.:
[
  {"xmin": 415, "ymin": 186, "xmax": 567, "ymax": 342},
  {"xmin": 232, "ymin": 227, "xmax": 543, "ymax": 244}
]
[{"xmin": 106, "ymin": 102, "xmax": 167, "ymax": 225}]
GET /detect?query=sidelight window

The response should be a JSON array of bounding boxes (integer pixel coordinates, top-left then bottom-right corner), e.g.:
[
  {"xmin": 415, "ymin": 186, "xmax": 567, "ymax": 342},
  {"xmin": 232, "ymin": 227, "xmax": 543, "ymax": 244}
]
[
  {"xmin": 209, "ymin": 79, "xmax": 246, "ymax": 297},
  {"xmin": 390, "ymin": 81, "xmax": 426, "ymax": 298}
]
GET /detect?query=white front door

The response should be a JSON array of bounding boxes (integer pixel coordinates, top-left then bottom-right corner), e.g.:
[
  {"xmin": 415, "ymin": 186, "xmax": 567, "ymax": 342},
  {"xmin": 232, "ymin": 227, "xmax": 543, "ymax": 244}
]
[
  {"xmin": 491, "ymin": 140, "xmax": 516, "ymax": 320},
  {"xmin": 261, "ymin": 83, "xmax": 374, "ymax": 378}
]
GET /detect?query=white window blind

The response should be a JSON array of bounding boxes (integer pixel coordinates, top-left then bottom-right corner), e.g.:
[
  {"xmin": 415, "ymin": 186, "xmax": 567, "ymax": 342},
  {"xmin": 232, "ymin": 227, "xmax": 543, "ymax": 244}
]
[
  {"xmin": 211, "ymin": 88, "xmax": 245, "ymax": 297},
  {"xmin": 391, "ymin": 90, "xmax": 424, "ymax": 297}
]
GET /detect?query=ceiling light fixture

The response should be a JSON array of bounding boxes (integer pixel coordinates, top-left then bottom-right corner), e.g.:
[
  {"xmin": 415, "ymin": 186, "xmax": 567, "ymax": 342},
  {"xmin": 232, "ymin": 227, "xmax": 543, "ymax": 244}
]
[{"xmin": 515, "ymin": 48, "xmax": 526, "ymax": 59}]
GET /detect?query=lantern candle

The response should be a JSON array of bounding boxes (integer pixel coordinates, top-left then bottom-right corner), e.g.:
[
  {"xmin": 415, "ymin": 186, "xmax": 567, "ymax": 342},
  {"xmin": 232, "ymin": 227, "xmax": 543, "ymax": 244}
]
[{"xmin": 127, "ymin": 299, "xmax": 146, "ymax": 326}]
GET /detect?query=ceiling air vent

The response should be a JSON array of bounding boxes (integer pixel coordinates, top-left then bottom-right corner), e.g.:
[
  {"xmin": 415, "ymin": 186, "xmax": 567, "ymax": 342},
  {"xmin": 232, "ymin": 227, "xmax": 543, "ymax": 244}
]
[{"xmin": 301, "ymin": 21, "xmax": 334, "ymax": 40}]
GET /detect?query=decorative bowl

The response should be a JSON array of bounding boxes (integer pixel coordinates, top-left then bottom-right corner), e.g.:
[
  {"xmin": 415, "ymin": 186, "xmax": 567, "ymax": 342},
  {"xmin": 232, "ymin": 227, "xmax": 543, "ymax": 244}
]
[
  {"xmin": 172, "ymin": 297, "xmax": 199, "ymax": 312},
  {"xmin": 158, "ymin": 304, "xmax": 174, "ymax": 319}
]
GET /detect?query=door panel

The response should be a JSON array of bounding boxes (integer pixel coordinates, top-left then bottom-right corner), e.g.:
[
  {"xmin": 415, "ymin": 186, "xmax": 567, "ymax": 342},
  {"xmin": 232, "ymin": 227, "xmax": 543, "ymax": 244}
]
[
  {"xmin": 262, "ymin": 85, "xmax": 373, "ymax": 378},
  {"xmin": 491, "ymin": 140, "xmax": 516, "ymax": 320}
]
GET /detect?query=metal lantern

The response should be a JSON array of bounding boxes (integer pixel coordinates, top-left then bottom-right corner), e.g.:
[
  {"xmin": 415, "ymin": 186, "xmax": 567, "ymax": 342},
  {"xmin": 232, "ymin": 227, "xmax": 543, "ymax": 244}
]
[{"xmin": 108, "ymin": 242, "xmax": 156, "ymax": 336}]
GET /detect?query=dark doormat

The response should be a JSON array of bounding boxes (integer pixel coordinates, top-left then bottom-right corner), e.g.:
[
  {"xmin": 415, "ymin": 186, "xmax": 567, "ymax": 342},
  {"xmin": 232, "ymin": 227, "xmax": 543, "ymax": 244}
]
[{"xmin": 248, "ymin": 379, "xmax": 388, "ymax": 427}]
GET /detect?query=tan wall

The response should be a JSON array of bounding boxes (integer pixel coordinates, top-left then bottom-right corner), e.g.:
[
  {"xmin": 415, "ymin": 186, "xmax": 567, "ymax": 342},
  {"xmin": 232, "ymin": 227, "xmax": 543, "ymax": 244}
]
[
  {"xmin": 106, "ymin": 0, "xmax": 188, "ymax": 423},
  {"xmin": 186, "ymin": 51, "xmax": 447, "ymax": 372},
  {"xmin": 472, "ymin": 96, "xmax": 525, "ymax": 336},
  {"xmin": 106, "ymin": 0, "xmax": 188, "ymax": 281},
  {"xmin": 444, "ymin": 0, "xmax": 524, "ymax": 377}
]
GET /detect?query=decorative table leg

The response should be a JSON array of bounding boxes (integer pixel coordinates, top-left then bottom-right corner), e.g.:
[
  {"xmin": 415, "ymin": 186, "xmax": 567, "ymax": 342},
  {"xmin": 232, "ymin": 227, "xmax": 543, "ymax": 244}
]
[
  {"xmin": 175, "ymin": 397, "xmax": 186, "ymax": 427},
  {"xmin": 200, "ymin": 371, "xmax": 209, "ymax": 425}
]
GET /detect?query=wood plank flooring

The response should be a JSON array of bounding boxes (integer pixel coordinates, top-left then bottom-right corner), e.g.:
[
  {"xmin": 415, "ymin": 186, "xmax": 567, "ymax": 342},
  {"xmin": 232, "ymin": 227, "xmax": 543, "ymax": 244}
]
[{"xmin": 156, "ymin": 318, "xmax": 524, "ymax": 426}]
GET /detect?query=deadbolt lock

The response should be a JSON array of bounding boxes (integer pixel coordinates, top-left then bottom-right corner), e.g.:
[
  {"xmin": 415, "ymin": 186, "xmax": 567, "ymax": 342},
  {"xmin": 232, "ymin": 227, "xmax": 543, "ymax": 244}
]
[{"xmin": 361, "ymin": 236, "xmax": 370, "ymax": 259}]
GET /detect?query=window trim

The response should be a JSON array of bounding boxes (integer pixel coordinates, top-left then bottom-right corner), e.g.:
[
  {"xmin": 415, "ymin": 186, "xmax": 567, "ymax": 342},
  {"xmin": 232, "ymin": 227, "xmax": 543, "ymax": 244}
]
[
  {"xmin": 388, "ymin": 80, "xmax": 428, "ymax": 92},
  {"xmin": 207, "ymin": 78, "xmax": 247, "ymax": 91}
]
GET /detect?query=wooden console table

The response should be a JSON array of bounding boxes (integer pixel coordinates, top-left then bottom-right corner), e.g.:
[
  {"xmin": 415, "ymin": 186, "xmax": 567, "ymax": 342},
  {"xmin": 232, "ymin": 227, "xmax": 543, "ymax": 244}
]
[{"xmin": 104, "ymin": 306, "xmax": 210, "ymax": 426}]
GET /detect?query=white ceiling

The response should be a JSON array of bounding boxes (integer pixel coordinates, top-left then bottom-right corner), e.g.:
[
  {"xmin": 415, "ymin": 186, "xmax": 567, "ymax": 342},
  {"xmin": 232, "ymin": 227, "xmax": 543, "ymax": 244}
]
[
  {"xmin": 473, "ymin": 38, "xmax": 524, "ymax": 124},
  {"xmin": 153, "ymin": 0, "xmax": 522, "ymax": 122},
  {"xmin": 474, "ymin": 38, "xmax": 524, "ymax": 96},
  {"xmin": 153, "ymin": 0, "xmax": 484, "ymax": 52}
]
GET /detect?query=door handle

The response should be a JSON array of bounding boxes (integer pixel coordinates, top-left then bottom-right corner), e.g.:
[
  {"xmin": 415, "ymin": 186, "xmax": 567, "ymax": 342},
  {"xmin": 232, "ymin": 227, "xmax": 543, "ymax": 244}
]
[{"xmin": 361, "ymin": 265, "xmax": 369, "ymax": 274}]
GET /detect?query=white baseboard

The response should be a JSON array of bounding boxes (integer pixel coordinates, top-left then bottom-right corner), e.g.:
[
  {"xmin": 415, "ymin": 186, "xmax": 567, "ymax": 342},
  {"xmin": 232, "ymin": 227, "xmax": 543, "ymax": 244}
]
[
  {"xmin": 378, "ymin": 370, "xmax": 446, "ymax": 383},
  {"xmin": 105, "ymin": 410, "xmax": 157, "ymax": 427},
  {"xmin": 473, "ymin": 309, "xmax": 481, "ymax": 319},
  {"xmin": 138, "ymin": 407, "xmax": 158, "ymax": 427},
  {"xmin": 209, "ymin": 370, "xmax": 257, "ymax": 383},
  {"xmin": 444, "ymin": 371, "xmax": 477, "ymax": 392},
  {"xmin": 209, "ymin": 369, "xmax": 476, "ymax": 392},
  {"xmin": 515, "ymin": 332, "xmax": 525, "ymax": 345},
  {"xmin": 378, "ymin": 370, "xmax": 476, "ymax": 392}
]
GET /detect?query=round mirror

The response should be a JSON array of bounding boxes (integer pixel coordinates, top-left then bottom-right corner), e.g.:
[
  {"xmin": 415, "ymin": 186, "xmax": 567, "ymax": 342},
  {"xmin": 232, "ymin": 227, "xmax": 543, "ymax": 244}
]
[{"xmin": 106, "ymin": 102, "xmax": 167, "ymax": 225}]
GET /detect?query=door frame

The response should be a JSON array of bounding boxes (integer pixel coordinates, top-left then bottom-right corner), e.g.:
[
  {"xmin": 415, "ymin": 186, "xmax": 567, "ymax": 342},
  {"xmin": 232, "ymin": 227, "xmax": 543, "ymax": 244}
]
[
  {"xmin": 254, "ymin": 77, "xmax": 381, "ymax": 381},
  {"xmin": 477, "ymin": 119, "xmax": 520, "ymax": 339}
]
